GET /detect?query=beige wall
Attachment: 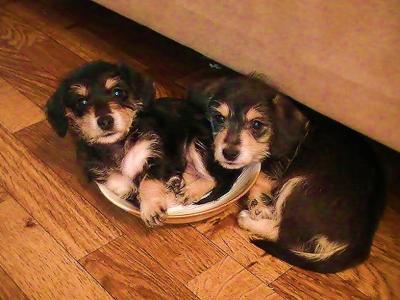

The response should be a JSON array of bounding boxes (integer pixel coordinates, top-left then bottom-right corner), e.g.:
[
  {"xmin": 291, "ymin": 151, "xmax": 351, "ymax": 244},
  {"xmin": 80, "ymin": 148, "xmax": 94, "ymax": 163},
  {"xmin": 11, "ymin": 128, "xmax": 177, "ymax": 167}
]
[{"xmin": 94, "ymin": 0, "xmax": 400, "ymax": 151}]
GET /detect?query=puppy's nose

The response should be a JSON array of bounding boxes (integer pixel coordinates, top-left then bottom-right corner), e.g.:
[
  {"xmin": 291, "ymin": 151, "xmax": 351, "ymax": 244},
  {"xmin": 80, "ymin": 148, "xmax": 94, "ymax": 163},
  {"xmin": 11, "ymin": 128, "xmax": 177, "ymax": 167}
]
[
  {"xmin": 222, "ymin": 148, "xmax": 239, "ymax": 161},
  {"xmin": 97, "ymin": 115, "xmax": 114, "ymax": 130}
]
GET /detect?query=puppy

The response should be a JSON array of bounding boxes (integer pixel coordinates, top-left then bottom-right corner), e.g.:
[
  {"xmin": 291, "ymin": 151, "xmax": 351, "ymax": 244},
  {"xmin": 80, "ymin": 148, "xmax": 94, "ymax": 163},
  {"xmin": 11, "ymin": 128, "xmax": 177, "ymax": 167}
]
[
  {"xmin": 45, "ymin": 61, "xmax": 177, "ymax": 226},
  {"xmin": 138, "ymin": 97, "xmax": 242, "ymax": 207},
  {"xmin": 191, "ymin": 76, "xmax": 385, "ymax": 273}
]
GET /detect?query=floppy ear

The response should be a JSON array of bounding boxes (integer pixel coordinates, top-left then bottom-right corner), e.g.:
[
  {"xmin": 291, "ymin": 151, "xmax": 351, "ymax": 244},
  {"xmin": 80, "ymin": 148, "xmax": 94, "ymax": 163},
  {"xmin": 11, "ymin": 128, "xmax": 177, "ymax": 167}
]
[
  {"xmin": 45, "ymin": 84, "xmax": 69, "ymax": 137},
  {"xmin": 270, "ymin": 94, "xmax": 309, "ymax": 157},
  {"xmin": 118, "ymin": 63, "xmax": 155, "ymax": 105},
  {"xmin": 187, "ymin": 77, "xmax": 227, "ymax": 113}
]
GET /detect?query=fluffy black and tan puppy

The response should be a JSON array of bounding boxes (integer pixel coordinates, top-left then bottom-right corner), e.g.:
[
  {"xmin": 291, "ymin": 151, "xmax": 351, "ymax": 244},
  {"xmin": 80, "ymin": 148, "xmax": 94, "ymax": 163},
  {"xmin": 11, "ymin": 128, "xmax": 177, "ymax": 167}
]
[
  {"xmin": 45, "ymin": 61, "xmax": 178, "ymax": 226},
  {"xmin": 190, "ymin": 76, "xmax": 385, "ymax": 273},
  {"xmin": 46, "ymin": 61, "xmax": 239, "ymax": 226}
]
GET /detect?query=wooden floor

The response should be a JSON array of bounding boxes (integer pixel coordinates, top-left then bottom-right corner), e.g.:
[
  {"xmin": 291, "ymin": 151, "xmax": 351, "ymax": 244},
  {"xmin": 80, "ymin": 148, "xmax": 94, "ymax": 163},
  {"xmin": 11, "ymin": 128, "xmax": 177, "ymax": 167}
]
[{"xmin": 0, "ymin": 1, "xmax": 399, "ymax": 299}]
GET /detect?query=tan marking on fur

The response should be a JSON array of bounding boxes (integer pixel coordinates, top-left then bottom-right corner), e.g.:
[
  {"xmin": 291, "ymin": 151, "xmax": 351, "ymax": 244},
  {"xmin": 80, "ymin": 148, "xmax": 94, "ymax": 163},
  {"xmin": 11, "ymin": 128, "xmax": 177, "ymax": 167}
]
[
  {"xmin": 108, "ymin": 102, "xmax": 136, "ymax": 135},
  {"xmin": 70, "ymin": 84, "xmax": 88, "ymax": 96},
  {"xmin": 138, "ymin": 179, "xmax": 176, "ymax": 226},
  {"xmin": 181, "ymin": 172, "xmax": 216, "ymax": 204},
  {"xmin": 215, "ymin": 102, "xmax": 230, "ymax": 118},
  {"xmin": 186, "ymin": 141, "xmax": 213, "ymax": 180},
  {"xmin": 216, "ymin": 129, "xmax": 269, "ymax": 169},
  {"xmin": 180, "ymin": 140, "xmax": 216, "ymax": 204},
  {"xmin": 105, "ymin": 172, "xmax": 136, "ymax": 200},
  {"xmin": 214, "ymin": 118, "xmax": 271, "ymax": 168},
  {"xmin": 238, "ymin": 210, "xmax": 279, "ymax": 241},
  {"xmin": 238, "ymin": 177, "xmax": 306, "ymax": 241},
  {"xmin": 247, "ymin": 172, "xmax": 276, "ymax": 219},
  {"xmin": 121, "ymin": 135, "xmax": 160, "ymax": 179},
  {"xmin": 105, "ymin": 76, "xmax": 120, "ymax": 89},
  {"xmin": 68, "ymin": 103, "xmax": 136, "ymax": 144},
  {"xmin": 248, "ymin": 172, "xmax": 276, "ymax": 200},
  {"xmin": 292, "ymin": 235, "xmax": 348, "ymax": 261},
  {"xmin": 246, "ymin": 107, "xmax": 263, "ymax": 121},
  {"xmin": 213, "ymin": 128, "xmax": 228, "ymax": 162}
]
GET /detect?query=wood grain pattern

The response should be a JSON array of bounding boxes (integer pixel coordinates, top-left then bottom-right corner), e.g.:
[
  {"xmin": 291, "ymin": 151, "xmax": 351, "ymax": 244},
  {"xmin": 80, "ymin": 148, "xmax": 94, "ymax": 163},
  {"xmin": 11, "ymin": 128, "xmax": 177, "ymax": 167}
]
[
  {"xmin": 81, "ymin": 236, "xmax": 198, "ymax": 300},
  {"xmin": 15, "ymin": 121, "xmax": 225, "ymax": 284},
  {"xmin": 338, "ymin": 246, "xmax": 400, "ymax": 299},
  {"xmin": 0, "ymin": 46, "xmax": 57, "ymax": 107},
  {"xmin": 0, "ymin": 195, "xmax": 113, "ymax": 300},
  {"xmin": 20, "ymin": 38, "xmax": 86, "ymax": 80},
  {"xmin": 0, "ymin": 77, "xmax": 44, "ymax": 133},
  {"xmin": 0, "ymin": 266, "xmax": 28, "ymax": 300},
  {"xmin": 4, "ymin": 1, "xmax": 146, "ymax": 70},
  {"xmin": 0, "ymin": 10, "xmax": 45, "ymax": 50},
  {"xmin": 188, "ymin": 256, "xmax": 277, "ymax": 300},
  {"xmin": 373, "ymin": 207, "xmax": 400, "ymax": 261},
  {"xmin": 0, "ymin": 0, "xmax": 399, "ymax": 298},
  {"xmin": 271, "ymin": 268, "xmax": 369, "ymax": 300},
  {"xmin": 194, "ymin": 205, "xmax": 291, "ymax": 284},
  {"xmin": 0, "ymin": 125, "xmax": 121, "ymax": 259}
]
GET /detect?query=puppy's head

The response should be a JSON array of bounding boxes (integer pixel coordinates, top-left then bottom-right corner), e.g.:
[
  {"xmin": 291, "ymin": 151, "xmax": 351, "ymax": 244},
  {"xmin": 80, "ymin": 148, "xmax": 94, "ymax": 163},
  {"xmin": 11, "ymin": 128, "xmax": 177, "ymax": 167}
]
[
  {"xmin": 45, "ymin": 61, "xmax": 154, "ymax": 144},
  {"xmin": 189, "ymin": 76, "xmax": 308, "ymax": 169}
]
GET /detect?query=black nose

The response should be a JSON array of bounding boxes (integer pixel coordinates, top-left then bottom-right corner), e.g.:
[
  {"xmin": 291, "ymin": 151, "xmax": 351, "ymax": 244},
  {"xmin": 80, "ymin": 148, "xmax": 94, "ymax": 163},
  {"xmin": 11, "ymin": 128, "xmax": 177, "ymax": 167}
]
[
  {"xmin": 97, "ymin": 115, "xmax": 114, "ymax": 130},
  {"xmin": 222, "ymin": 148, "xmax": 239, "ymax": 161}
]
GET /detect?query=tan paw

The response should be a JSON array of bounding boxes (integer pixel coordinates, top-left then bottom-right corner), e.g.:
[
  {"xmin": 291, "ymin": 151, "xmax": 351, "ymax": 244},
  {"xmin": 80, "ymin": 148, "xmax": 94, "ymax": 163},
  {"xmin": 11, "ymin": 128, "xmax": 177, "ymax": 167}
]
[
  {"xmin": 248, "ymin": 198, "xmax": 274, "ymax": 220},
  {"xmin": 140, "ymin": 198, "xmax": 168, "ymax": 227},
  {"xmin": 105, "ymin": 172, "xmax": 136, "ymax": 200},
  {"xmin": 237, "ymin": 210, "xmax": 252, "ymax": 230},
  {"xmin": 166, "ymin": 175, "xmax": 185, "ymax": 196}
]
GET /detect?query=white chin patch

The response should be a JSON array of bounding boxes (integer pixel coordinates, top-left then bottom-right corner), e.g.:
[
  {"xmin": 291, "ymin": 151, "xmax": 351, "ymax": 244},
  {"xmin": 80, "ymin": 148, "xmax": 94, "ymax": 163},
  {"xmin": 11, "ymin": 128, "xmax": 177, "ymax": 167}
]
[
  {"xmin": 219, "ymin": 160, "xmax": 246, "ymax": 169},
  {"xmin": 96, "ymin": 132, "xmax": 125, "ymax": 144}
]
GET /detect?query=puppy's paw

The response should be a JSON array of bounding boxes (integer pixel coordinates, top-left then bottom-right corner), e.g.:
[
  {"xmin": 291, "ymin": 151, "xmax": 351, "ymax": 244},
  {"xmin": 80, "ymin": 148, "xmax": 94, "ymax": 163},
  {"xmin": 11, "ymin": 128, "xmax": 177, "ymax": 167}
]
[
  {"xmin": 138, "ymin": 179, "xmax": 176, "ymax": 227},
  {"xmin": 105, "ymin": 172, "xmax": 136, "ymax": 200},
  {"xmin": 166, "ymin": 175, "xmax": 185, "ymax": 196},
  {"xmin": 248, "ymin": 199, "xmax": 274, "ymax": 220},
  {"xmin": 237, "ymin": 210, "xmax": 252, "ymax": 230},
  {"xmin": 140, "ymin": 198, "xmax": 168, "ymax": 227},
  {"xmin": 177, "ymin": 178, "xmax": 215, "ymax": 205}
]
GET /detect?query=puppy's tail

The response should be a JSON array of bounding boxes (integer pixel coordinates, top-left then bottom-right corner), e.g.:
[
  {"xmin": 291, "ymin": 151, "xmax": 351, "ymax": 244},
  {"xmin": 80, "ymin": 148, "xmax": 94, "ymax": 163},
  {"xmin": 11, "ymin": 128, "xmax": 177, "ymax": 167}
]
[{"xmin": 252, "ymin": 238, "xmax": 370, "ymax": 273}]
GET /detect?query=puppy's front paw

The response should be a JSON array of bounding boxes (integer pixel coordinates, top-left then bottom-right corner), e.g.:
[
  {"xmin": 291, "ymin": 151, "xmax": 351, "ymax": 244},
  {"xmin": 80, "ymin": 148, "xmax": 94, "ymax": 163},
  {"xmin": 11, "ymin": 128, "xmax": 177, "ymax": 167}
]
[
  {"xmin": 166, "ymin": 175, "xmax": 185, "ymax": 196},
  {"xmin": 248, "ymin": 198, "xmax": 274, "ymax": 220},
  {"xmin": 105, "ymin": 172, "xmax": 136, "ymax": 200},
  {"xmin": 238, "ymin": 210, "xmax": 252, "ymax": 230},
  {"xmin": 138, "ymin": 179, "xmax": 176, "ymax": 227},
  {"xmin": 140, "ymin": 198, "xmax": 168, "ymax": 227}
]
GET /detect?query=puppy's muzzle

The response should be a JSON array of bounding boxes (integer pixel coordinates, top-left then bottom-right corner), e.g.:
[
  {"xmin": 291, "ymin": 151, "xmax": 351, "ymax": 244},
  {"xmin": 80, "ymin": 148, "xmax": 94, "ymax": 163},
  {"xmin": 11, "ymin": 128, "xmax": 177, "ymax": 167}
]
[
  {"xmin": 97, "ymin": 115, "xmax": 114, "ymax": 131},
  {"xmin": 222, "ymin": 147, "xmax": 239, "ymax": 161}
]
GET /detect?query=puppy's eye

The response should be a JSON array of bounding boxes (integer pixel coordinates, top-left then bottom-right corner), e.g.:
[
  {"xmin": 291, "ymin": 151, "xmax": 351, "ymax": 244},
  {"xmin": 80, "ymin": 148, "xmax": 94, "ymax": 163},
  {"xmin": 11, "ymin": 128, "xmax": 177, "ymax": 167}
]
[
  {"xmin": 214, "ymin": 113, "xmax": 225, "ymax": 124},
  {"xmin": 112, "ymin": 87, "xmax": 126, "ymax": 99},
  {"xmin": 77, "ymin": 97, "xmax": 88, "ymax": 107},
  {"xmin": 251, "ymin": 120, "xmax": 263, "ymax": 130}
]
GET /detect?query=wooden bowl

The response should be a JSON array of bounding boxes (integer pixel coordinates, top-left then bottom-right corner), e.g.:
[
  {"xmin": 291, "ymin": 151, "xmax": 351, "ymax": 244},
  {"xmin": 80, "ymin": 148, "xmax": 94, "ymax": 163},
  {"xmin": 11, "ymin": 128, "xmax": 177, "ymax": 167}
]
[{"xmin": 97, "ymin": 163, "xmax": 260, "ymax": 224}]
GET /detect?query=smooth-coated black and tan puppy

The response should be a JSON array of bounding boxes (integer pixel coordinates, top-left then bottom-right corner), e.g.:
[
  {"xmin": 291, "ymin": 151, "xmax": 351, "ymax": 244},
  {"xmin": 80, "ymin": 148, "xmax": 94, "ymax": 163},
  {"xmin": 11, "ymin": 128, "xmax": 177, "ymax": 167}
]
[
  {"xmin": 190, "ymin": 76, "xmax": 385, "ymax": 273},
  {"xmin": 45, "ymin": 61, "xmax": 181, "ymax": 226}
]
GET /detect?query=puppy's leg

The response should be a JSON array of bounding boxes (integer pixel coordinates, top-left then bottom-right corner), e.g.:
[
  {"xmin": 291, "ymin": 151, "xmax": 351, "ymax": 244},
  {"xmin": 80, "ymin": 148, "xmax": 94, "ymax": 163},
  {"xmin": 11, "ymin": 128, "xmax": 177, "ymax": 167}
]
[
  {"xmin": 177, "ymin": 140, "xmax": 216, "ymax": 204},
  {"xmin": 247, "ymin": 172, "xmax": 276, "ymax": 220},
  {"xmin": 138, "ymin": 178, "xmax": 176, "ymax": 227},
  {"xmin": 104, "ymin": 171, "xmax": 136, "ymax": 200},
  {"xmin": 240, "ymin": 177, "xmax": 305, "ymax": 240},
  {"xmin": 179, "ymin": 170, "xmax": 216, "ymax": 205},
  {"xmin": 238, "ymin": 210, "xmax": 279, "ymax": 241}
]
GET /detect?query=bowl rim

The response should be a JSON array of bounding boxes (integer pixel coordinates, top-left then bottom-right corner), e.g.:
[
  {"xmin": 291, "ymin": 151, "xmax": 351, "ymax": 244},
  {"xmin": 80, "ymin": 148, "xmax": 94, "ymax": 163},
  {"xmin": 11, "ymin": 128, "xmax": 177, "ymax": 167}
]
[{"xmin": 97, "ymin": 163, "xmax": 260, "ymax": 222}]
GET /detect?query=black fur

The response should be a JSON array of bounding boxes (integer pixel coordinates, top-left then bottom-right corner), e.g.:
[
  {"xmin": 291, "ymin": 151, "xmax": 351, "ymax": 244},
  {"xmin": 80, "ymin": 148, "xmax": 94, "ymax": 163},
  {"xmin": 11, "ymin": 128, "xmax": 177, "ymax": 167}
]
[
  {"xmin": 46, "ymin": 61, "xmax": 240, "ymax": 226},
  {"xmin": 192, "ymin": 75, "xmax": 386, "ymax": 273}
]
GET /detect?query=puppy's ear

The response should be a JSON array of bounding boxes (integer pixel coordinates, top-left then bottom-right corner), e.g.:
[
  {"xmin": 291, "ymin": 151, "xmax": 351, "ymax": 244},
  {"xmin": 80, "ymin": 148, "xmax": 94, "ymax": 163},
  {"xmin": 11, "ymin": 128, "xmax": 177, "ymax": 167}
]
[
  {"xmin": 118, "ymin": 64, "xmax": 155, "ymax": 105},
  {"xmin": 45, "ymin": 84, "xmax": 69, "ymax": 137},
  {"xmin": 270, "ymin": 94, "xmax": 309, "ymax": 157},
  {"xmin": 187, "ymin": 77, "xmax": 227, "ymax": 113}
]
